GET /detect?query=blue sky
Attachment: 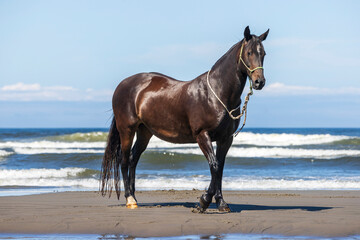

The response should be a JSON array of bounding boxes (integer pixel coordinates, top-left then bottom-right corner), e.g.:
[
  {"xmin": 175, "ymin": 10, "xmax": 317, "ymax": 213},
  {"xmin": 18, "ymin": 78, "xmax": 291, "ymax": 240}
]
[{"xmin": 0, "ymin": 0, "xmax": 359, "ymax": 128}]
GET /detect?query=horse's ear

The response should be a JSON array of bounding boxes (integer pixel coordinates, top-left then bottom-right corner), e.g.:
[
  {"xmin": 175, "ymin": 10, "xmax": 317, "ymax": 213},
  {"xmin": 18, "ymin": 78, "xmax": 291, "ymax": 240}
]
[
  {"xmin": 259, "ymin": 29, "xmax": 270, "ymax": 41},
  {"xmin": 244, "ymin": 26, "xmax": 252, "ymax": 41}
]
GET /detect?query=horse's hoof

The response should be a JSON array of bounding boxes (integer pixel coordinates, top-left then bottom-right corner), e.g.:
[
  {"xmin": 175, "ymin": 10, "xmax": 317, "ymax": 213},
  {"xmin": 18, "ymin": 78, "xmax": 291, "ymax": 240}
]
[
  {"xmin": 216, "ymin": 198, "xmax": 231, "ymax": 212},
  {"xmin": 126, "ymin": 203, "xmax": 138, "ymax": 209},
  {"xmin": 126, "ymin": 196, "xmax": 138, "ymax": 209},
  {"xmin": 199, "ymin": 194, "xmax": 211, "ymax": 212},
  {"xmin": 218, "ymin": 205, "xmax": 231, "ymax": 212}
]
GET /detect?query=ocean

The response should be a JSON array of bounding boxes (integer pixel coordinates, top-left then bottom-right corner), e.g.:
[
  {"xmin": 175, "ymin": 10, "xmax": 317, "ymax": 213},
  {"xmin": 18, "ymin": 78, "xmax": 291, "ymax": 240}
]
[{"xmin": 0, "ymin": 128, "xmax": 360, "ymax": 196}]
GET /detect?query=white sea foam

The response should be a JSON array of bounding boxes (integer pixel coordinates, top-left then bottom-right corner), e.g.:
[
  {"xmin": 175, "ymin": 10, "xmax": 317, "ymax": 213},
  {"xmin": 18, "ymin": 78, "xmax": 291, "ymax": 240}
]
[
  {"xmin": 227, "ymin": 147, "xmax": 360, "ymax": 159},
  {"xmin": 1, "ymin": 139, "xmax": 359, "ymax": 158},
  {"xmin": 135, "ymin": 176, "xmax": 360, "ymax": 190},
  {"xmin": 0, "ymin": 178, "xmax": 98, "ymax": 188},
  {"xmin": 157, "ymin": 146, "xmax": 360, "ymax": 159},
  {"xmin": 147, "ymin": 133, "xmax": 353, "ymax": 148},
  {"xmin": 78, "ymin": 131, "xmax": 354, "ymax": 147},
  {"xmin": 232, "ymin": 132, "xmax": 351, "ymax": 146},
  {"xmin": 1, "ymin": 168, "xmax": 359, "ymax": 191},
  {"xmin": 221, "ymin": 177, "xmax": 360, "ymax": 190},
  {"xmin": 13, "ymin": 148, "xmax": 103, "ymax": 154},
  {"xmin": 0, "ymin": 150, "xmax": 12, "ymax": 157},
  {"xmin": 0, "ymin": 132, "xmax": 357, "ymax": 156},
  {"xmin": 0, "ymin": 168, "xmax": 98, "ymax": 188},
  {"xmin": 0, "ymin": 141, "xmax": 105, "ymax": 155},
  {"xmin": 0, "ymin": 141, "xmax": 105, "ymax": 149},
  {"xmin": 12, "ymin": 131, "xmax": 355, "ymax": 150},
  {"xmin": 0, "ymin": 167, "xmax": 88, "ymax": 179}
]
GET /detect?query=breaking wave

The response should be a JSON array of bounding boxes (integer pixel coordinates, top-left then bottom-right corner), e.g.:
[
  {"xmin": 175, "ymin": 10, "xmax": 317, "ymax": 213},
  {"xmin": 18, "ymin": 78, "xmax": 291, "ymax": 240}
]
[
  {"xmin": 0, "ymin": 141, "xmax": 104, "ymax": 155},
  {"xmin": 0, "ymin": 141, "xmax": 105, "ymax": 149},
  {"xmin": 0, "ymin": 132, "xmax": 359, "ymax": 158},
  {"xmin": 0, "ymin": 168, "xmax": 98, "ymax": 188},
  {"xmin": 232, "ymin": 132, "xmax": 354, "ymax": 146},
  {"xmin": 38, "ymin": 131, "xmax": 360, "ymax": 147},
  {"xmin": 159, "ymin": 147, "xmax": 360, "ymax": 159},
  {"xmin": 45, "ymin": 132, "xmax": 108, "ymax": 142},
  {"xmin": 0, "ymin": 168, "xmax": 359, "ymax": 191},
  {"xmin": 0, "ymin": 150, "xmax": 12, "ymax": 157}
]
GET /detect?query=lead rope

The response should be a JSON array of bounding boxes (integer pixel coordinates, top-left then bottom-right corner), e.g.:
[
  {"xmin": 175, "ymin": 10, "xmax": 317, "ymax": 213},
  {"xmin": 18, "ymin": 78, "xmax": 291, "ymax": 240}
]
[
  {"xmin": 206, "ymin": 41, "xmax": 262, "ymax": 137},
  {"xmin": 206, "ymin": 69, "xmax": 253, "ymax": 137},
  {"xmin": 234, "ymin": 82, "xmax": 253, "ymax": 137}
]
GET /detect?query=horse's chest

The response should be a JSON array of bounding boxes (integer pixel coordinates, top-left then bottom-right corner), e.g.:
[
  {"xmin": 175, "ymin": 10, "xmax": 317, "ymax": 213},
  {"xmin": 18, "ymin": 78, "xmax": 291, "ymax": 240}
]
[{"xmin": 209, "ymin": 114, "xmax": 239, "ymax": 140}]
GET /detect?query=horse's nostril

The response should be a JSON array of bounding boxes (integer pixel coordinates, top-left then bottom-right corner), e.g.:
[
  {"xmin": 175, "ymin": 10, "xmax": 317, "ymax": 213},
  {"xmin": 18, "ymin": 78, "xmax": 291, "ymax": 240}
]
[{"xmin": 255, "ymin": 79, "xmax": 260, "ymax": 85}]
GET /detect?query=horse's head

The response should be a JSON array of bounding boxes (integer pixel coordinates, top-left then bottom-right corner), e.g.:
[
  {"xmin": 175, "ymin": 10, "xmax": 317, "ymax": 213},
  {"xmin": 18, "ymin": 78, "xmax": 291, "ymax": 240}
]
[{"xmin": 238, "ymin": 26, "xmax": 269, "ymax": 90}]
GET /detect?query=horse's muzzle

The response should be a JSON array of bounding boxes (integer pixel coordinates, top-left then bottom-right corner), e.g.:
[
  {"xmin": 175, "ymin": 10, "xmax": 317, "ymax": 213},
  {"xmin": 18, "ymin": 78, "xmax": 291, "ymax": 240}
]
[{"xmin": 253, "ymin": 78, "xmax": 265, "ymax": 90}]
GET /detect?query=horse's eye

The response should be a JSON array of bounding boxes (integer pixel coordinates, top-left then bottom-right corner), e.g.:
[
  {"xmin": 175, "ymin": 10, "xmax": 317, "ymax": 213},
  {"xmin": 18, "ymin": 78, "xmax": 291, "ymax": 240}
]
[{"xmin": 248, "ymin": 51, "xmax": 252, "ymax": 56}]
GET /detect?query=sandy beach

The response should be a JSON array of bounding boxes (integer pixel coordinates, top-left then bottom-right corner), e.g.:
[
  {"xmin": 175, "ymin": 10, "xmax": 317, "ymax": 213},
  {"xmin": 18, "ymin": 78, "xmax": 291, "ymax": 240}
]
[{"xmin": 0, "ymin": 190, "xmax": 359, "ymax": 238}]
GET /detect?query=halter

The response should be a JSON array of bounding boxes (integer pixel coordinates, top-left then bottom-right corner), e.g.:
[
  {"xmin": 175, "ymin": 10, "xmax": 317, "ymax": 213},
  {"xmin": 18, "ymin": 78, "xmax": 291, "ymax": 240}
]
[{"xmin": 238, "ymin": 41, "xmax": 264, "ymax": 74}]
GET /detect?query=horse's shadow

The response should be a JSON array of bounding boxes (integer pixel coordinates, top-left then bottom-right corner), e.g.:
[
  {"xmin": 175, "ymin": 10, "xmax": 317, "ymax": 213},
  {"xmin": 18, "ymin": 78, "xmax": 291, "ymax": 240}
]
[{"xmin": 137, "ymin": 202, "xmax": 333, "ymax": 213}]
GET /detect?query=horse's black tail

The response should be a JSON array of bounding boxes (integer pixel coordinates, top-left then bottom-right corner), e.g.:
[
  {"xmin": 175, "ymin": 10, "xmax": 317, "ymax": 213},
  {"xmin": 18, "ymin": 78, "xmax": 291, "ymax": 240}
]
[{"xmin": 100, "ymin": 116, "xmax": 122, "ymax": 199}]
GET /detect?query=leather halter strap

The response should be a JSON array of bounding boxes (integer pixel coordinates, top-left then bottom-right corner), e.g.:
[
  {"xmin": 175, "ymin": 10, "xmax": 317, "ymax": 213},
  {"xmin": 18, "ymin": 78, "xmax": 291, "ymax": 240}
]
[{"xmin": 238, "ymin": 41, "xmax": 264, "ymax": 74}]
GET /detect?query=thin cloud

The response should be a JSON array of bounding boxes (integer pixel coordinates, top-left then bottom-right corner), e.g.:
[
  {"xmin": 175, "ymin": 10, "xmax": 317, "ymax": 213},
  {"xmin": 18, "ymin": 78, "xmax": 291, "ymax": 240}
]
[
  {"xmin": 262, "ymin": 82, "xmax": 360, "ymax": 96},
  {"xmin": 0, "ymin": 83, "xmax": 112, "ymax": 102},
  {"xmin": 1, "ymin": 82, "xmax": 41, "ymax": 91}
]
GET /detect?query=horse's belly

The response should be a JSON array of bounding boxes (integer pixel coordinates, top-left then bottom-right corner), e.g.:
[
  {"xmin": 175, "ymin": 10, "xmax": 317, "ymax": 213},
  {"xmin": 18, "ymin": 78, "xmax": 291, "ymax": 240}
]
[
  {"xmin": 141, "ymin": 118, "xmax": 195, "ymax": 144},
  {"xmin": 154, "ymin": 131, "xmax": 196, "ymax": 144},
  {"xmin": 139, "ymin": 108, "xmax": 195, "ymax": 143}
]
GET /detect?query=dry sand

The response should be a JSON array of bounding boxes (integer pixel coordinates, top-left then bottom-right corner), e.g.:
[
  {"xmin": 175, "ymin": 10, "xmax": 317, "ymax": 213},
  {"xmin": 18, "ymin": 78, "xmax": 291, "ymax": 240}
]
[{"xmin": 0, "ymin": 190, "xmax": 359, "ymax": 237}]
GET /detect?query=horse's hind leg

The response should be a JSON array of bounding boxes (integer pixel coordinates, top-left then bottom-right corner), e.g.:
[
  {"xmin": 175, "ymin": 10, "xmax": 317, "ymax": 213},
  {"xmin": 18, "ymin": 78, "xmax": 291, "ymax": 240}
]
[
  {"xmin": 118, "ymin": 127, "xmax": 136, "ymax": 208},
  {"xmin": 128, "ymin": 124, "xmax": 153, "ymax": 204}
]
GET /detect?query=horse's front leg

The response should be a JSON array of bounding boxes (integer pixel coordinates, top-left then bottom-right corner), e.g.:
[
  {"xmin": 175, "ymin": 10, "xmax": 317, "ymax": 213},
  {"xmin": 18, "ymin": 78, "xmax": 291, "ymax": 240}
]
[
  {"xmin": 196, "ymin": 131, "xmax": 233, "ymax": 212},
  {"xmin": 196, "ymin": 131, "xmax": 219, "ymax": 212},
  {"xmin": 214, "ymin": 137, "xmax": 233, "ymax": 212}
]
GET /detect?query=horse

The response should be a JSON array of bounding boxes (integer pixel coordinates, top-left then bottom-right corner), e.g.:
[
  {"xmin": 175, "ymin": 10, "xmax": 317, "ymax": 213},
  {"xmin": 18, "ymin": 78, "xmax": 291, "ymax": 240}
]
[{"xmin": 100, "ymin": 26, "xmax": 269, "ymax": 212}]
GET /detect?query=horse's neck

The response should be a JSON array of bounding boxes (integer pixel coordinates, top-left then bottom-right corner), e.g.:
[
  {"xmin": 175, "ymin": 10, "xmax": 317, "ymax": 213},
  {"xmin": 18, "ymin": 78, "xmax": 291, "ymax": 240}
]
[{"xmin": 209, "ymin": 44, "xmax": 247, "ymax": 110}]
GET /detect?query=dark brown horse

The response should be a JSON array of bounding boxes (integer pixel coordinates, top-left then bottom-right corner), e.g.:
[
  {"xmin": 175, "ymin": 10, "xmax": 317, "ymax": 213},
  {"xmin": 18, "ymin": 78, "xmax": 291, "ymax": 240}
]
[{"xmin": 101, "ymin": 26, "xmax": 269, "ymax": 212}]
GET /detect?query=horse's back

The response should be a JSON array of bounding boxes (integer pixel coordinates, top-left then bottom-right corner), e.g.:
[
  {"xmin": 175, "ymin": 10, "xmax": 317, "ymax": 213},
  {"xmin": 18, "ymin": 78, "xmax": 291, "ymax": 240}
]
[
  {"xmin": 112, "ymin": 72, "xmax": 186, "ymax": 108},
  {"xmin": 112, "ymin": 72, "xmax": 196, "ymax": 141}
]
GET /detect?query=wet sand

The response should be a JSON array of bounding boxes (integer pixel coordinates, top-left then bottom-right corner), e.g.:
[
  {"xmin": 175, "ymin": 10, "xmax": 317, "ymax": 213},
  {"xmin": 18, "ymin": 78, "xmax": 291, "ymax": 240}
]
[{"xmin": 0, "ymin": 190, "xmax": 359, "ymax": 237}]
